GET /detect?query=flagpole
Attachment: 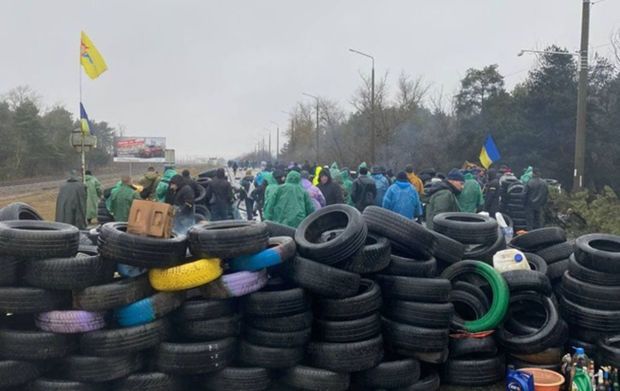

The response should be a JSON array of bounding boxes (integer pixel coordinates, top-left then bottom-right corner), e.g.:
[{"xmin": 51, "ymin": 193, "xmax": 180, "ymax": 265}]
[{"xmin": 79, "ymin": 52, "xmax": 86, "ymax": 184}]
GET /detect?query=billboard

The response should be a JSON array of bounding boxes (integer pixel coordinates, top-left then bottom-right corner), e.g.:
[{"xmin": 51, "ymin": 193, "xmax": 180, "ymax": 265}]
[{"xmin": 113, "ymin": 137, "xmax": 166, "ymax": 163}]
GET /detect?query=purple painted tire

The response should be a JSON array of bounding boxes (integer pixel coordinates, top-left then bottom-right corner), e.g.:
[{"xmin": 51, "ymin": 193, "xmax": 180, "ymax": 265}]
[
  {"xmin": 36, "ymin": 310, "xmax": 106, "ymax": 333},
  {"xmin": 201, "ymin": 269, "xmax": 268, "ymax": 299}
]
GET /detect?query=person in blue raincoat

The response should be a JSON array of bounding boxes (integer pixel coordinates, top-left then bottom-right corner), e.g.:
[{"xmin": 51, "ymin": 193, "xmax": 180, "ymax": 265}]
[
  {"xmin": 371, "ymin": 166, "xmax": 390, "ymax": 206},
  {"xmin": 382, "ymin": 171, "xmax": 423, "ymax": 219}
]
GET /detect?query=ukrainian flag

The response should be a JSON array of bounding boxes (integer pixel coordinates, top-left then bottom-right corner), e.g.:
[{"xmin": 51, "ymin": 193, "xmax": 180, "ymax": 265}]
[
  {"xmin": 80, "ymin": 103, "xmax": 92, "ymax": 135},
  {"xmin": 479, "ymin": 135, "xmax": 501, "ymax": 169}
]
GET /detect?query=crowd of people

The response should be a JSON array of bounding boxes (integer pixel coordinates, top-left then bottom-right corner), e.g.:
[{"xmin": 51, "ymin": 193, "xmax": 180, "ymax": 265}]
[
  {"xmin": 234, "ymin": 160, "xmax": 550, "ymax": 232},
  {"xmin": 54, "ymin": 160, "xmax": 549, "ymax": 236}
]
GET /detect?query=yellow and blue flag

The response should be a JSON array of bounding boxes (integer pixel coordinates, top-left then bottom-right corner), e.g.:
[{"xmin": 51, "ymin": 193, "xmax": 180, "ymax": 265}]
[
  {"xmin": 80, "ymin": 31, "xmax": 108, "ymax": 80},
  {"xmin": 80, "ymin": 103, "xmax": 92, "ymax": 135},
  {"xmin": 479, "ymin": 135, "xmax": 500, "ymax": 169}
]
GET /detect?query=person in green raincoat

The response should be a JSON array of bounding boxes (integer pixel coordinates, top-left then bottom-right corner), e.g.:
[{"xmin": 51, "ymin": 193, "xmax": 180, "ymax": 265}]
[
  {"xmin": 262, "ymin": 171, "xmax": 281, "ymax": 216},
  {"xmin": 108, "ymin": 176, "xmax": 141, "ymax": 222},
  {"xmin": 520, "ymin": 166, "xmax": 533, "ymax": 184},
  {"xmin": 264, "ymin": 171, "xmax": 314, "ymax": 228},
  {"xmin": 84, "ymin": 170, "xmax": 102, "ymax": 224},
  {"xmin": 457, "ymin": 172, "xmax": 484, "ymax": 213},
  {"xmin": 340, "ymin": 168, "xmax": 353, "ymax": 206},
  {"xmin": 156, "ymin": 167, "xmax": 177, "ymax": 202},
  {"xmin": 55, "ymin": 170, "xmax": 87, "ymax": 229}
]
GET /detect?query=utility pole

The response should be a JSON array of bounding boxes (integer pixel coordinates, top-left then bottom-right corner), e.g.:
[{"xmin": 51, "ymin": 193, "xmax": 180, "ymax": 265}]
[
  {"xmin": 276, "ymin": 126, "xmax": 280, "ymax": 161},
  {"xmin": 303, "ymin": 93, "xmax": 320, "ymax": 163},
  {"xmin": 268, "ymin": 131, "xmax": 272, "ymax": 161},
  {"xmin": 572, "ymin": 0, "xmax": 590, "ymax": 192}
]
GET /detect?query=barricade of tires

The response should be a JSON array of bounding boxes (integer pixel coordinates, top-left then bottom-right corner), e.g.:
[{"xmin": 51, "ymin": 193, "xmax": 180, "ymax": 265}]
[
  {"xmin": 500, "ymin": 181, "xmax": 528, "ymax": 231},
  {"xmin": 559, "ymin": 233, "xmax": 620, "ymax": 361},
  {"xmin": 6, "ymin": 201, "xmax": 620, "ymax": 389}
]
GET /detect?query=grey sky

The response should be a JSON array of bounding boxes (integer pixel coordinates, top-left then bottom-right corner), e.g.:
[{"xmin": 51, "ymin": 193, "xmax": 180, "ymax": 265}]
[{"xmin": 1, "ymin": 0, "xmax": 618, "ymax": 159}]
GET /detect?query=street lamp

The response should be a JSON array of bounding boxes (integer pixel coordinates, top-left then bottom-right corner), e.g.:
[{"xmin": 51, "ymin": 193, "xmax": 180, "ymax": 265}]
[
  {"xmin": 349, "ymin": 48, "xmax": 376, "ymax": 164},
  {"xmin": 517, "ymin": 49, "xmax": 579, "ymax": 57},
  {"xmin": 517, "ymin": 1, "xmax": 590, "ymax": 191},
  {"xmin": 271, "ymin": 121, "xmax": 280, "ymax": 161},
  {"xmin": 302, "ymin": 92, "xmax": 320, "ymax": 163}
]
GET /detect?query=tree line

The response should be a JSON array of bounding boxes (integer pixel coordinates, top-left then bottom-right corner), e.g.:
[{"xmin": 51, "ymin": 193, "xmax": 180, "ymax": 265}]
[
  {"xmin": 242, "ymin": 45, "xmax": 620, "ymax": 193},
  {"xmin": 0, "ymin": 86, "xmax": 116, "ymax": 181}
]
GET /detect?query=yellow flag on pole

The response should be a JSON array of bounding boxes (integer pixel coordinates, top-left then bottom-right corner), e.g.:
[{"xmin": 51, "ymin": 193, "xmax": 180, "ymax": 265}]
[{"xmin": 80, "ymin": 31, "xmax": 107, "ymax": 79}]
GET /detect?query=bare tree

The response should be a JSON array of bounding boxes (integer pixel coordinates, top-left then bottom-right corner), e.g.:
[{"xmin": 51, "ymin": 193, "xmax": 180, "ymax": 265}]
[
  {"xmin": 396, "ymin": 72, "xmax": 432, "ymax": 113},
  {"xmin": 3, "ymin": 86, "xmax": 40, "ymax": 110}
]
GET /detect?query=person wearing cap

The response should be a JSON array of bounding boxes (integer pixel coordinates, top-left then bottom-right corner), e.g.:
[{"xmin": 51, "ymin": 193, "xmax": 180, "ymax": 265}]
[
  {"xmin": 371, "ymin": 166, "xmax": 390, "ymax": 206},
  {"xmin": 425, "ymin": 168, "xmax": 464, "ymax": 230},
  {"xmin": 484, "ymin": 168, "xmax": 501, "ymax": 216},
  {"xmin": 205, "ymin": 168, "xmax": 234, "ymax": 221},
  {"xmin": 382, "ymin": 171, "xmax": 423, "ymax": 220},
  {"xmin": 55, "ymin": 170, "xmax": 87, "ymax": 229}
]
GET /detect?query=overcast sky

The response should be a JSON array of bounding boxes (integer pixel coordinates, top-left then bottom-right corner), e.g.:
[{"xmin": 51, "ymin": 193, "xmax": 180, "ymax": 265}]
[{"xmin": 1, "ymin": 0, "xmax": 619, "ymax": 158}]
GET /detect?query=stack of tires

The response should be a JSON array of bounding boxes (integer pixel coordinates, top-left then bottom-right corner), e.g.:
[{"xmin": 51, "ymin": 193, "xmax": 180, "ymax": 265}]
[
  {"xmin": 438, "ymin": 260, "xmax": 510, "ymax": 387},
  {"xmin": 559, "ymin": 234, "xmax": 620, "ymax": 359},
  {"xmin": 511, "ymin": 227, "xmax": 574, "ymax": 287},
  {"xmin": 432, "ymin": 212, "xmax": 504, "ymax": 265},
  {"xmin": 280, "ymin": 205, "xmax": 386, "ymax": 390},
  {"xmin": 497, "ymin": 264, "xmax": 567, "ymax": 371},
  {"xmin": 500, "ymin": 181, "xmax": 528, "ymax": 232}
]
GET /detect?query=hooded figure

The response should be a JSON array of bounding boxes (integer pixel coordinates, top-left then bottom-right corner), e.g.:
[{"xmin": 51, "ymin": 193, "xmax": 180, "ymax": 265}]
[
  {"xmin": 205, "ymin": 168, "xmax": 234, "ymax": 221},
  {"xmin": 56, "ymin": 171, "xmax": 87, "ymax": 229},
  {"xmin": 383, "ymin": 172, "xmax": 423, "ymax": 219},
  {"xmin": 340, "ymin": 169, "xmax": 354, "ymax": 206},
  {"xmin": 317, "ymin": 169, "xmax": 344, "ymax": 206},
  {"xmin": 262, "ymin": 171, "xmax": 280, "ymax": 211},
  {"xmin": 371, "ymin": 166, "xmax": 390, "ymax": 206},
  {"xmin": 301, "ymin": 171, "xmax": 326, "ymax": 211},
  {"xmin": 84, "ymin": 170, "xmax": 102, "ymax": 223},
  {"xmin": 426, "ymin": 169, "xmax": 464, "ymax": 230},
  {"xmin": 264, "ymin": 171, "xmax": 315, "ymax": 228},
  {"xmin": 405, "ymin": 165, "xmax": 425, "ymax": 196},
  {"xmin": 108, "ymin": 176, "xmax": 140, "ymax": 223},
  {"xmin": 520, "ymin": 166, "xmax": 533, "ymax": 184},
  {"xmin": 457, "ymin": 172, "xmax": 485, "ymax": 213},
  {"xmin": 156, "ymin": 167, "xmax": 177, "ymax": 202}
]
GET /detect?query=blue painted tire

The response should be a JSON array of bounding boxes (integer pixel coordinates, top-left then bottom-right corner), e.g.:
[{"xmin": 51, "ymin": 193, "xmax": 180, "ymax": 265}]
[
  {"xmin": 229, "ymin": 237, "xmax": 296, "ymax": 272},
  {"xmin": 115, "ymin": 292, "xmax": 183, "ymax": 327}
]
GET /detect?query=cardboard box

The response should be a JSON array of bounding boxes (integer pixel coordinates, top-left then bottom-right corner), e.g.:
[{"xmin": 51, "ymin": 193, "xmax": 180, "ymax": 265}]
[{"xmin": 127, "ymin": 200, "xmax": 175, "ymax": 238}]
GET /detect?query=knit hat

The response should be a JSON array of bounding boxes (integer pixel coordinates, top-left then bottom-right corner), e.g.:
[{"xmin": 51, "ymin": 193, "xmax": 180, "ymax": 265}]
[
  {"xmin": 447, "ymin": 168, "xmax": 464, "ymax": 182},
  {"xmin": 396, "ymin": 171, "xmax": 408, "ymax": 182}
]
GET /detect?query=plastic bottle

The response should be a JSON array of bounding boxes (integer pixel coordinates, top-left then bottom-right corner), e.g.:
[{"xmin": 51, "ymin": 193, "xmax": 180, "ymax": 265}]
[
  {"xmin": 572, "ymin": 367, "xmax": 593, "ymax": 391},
  {"xmin": 495, "ymin": 212, "xmax": 514, "ymax": 243},
  {"xmin": 493, "ymin": 248, "xmax": 531, "ymax": 273},
  {"xmin": 572, "ymin": 348, "xmax": 593, "ymax": 391}
]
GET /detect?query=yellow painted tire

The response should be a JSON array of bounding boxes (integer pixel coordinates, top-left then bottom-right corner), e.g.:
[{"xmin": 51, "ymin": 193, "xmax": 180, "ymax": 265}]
[{"xmin": 149, "ymin": 258, "xmax": 222, "ymax": 291}]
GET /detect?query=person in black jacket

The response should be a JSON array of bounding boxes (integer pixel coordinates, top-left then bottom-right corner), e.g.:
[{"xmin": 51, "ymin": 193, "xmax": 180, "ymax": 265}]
[
  {"xmin": 317, "ymin": 169, "xmax": 344, "ymax": 206},
  {"xmin": 524, "ymin": 168, "xmax": 549, "ymax": 230},
  {"xmin": 350, "ymin": 166, "xmax": 377, "ymax": 211},
  {"xmin": 483, "ymin": 168, "xmax": 501, "ymax": 217},
  {"xmin": 167, "ymin": 175, "xmax": 195, "ymax": 234},
  {"xmin": 206, "ymin": 168, "xmax": 234, "ymax": 221}
]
